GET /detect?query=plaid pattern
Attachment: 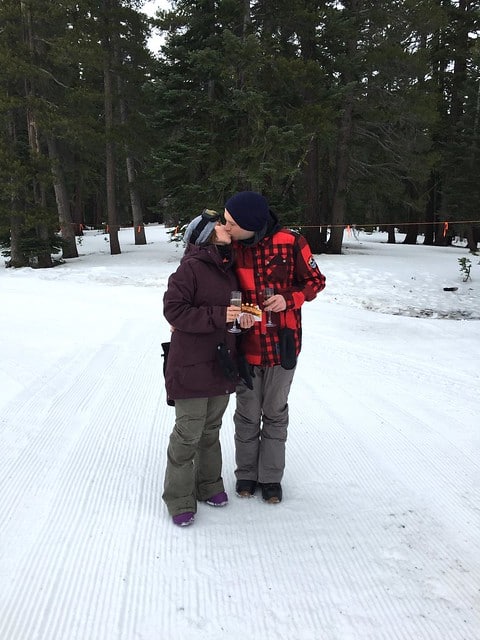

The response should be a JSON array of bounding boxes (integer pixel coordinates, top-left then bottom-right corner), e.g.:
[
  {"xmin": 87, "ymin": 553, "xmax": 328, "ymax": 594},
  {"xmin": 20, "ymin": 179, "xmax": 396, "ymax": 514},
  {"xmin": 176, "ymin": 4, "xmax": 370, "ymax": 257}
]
[{"xmin": 234, "ymin": 229, "xmax": 326, "ymax": 367}]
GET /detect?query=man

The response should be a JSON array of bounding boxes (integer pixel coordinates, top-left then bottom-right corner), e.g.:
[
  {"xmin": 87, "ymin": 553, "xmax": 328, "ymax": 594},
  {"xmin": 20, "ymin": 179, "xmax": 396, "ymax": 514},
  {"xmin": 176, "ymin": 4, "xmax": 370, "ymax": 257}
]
[{"xmin": 224, "ymin": 191, "xmax": 326, "ymax": 503}]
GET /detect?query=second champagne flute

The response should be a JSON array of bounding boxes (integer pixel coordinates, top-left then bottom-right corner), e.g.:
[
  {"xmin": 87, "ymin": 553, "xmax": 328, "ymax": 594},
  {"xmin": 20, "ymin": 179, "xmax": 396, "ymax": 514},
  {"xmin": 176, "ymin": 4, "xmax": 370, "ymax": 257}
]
[
  {"xmin": 262, "ymin": 287, "xmax": 276, "ymax": 327},
  {"xmin": 228, "ymin": 290, "xmax": 242, "ymax": 333}
]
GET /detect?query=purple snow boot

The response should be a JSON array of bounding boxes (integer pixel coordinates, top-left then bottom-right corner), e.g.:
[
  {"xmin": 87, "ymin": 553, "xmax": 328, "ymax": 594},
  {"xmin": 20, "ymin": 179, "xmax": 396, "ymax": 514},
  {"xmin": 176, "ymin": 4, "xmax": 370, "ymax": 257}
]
[
  {"xmin": 205, "ymin": 491, "xmax": 228, "ymax": 507},
  {"xmin": 172, "ymin": 511, "xmax": 195, "ymax": 527}
]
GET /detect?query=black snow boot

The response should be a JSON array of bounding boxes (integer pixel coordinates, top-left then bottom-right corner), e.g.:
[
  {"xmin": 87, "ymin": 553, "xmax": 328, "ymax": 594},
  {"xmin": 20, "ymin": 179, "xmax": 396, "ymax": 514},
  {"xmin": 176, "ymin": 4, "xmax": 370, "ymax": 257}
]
[{"xmin": 261, "ymin": 483, "xmax": 282, "ymax": 504}]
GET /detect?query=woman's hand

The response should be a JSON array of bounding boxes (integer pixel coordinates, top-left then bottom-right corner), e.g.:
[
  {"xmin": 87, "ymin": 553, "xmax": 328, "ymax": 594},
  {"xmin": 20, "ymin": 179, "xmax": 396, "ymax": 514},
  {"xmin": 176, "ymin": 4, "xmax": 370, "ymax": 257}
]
[{"xmin": 226, "ymin": 305, "xmax": 241, "ymax": 324}]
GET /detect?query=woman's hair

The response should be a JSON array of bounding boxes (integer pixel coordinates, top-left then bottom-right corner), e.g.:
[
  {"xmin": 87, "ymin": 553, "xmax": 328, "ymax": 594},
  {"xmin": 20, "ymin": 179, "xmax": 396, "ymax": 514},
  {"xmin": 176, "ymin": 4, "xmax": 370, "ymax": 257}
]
[{"xmin": 208, "ymin": 226, "xmax": 220, "ymax": 244}]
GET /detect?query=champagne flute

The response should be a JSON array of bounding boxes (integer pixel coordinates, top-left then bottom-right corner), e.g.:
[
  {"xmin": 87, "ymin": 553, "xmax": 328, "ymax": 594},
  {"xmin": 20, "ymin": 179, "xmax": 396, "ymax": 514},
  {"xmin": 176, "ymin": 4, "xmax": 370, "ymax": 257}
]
[
  {"xmin": 262, "ymin": 287, "xmax": 276, "ymax": 327},
  {"xmin": 228, "ymin": 290, "xmax": 242, "ymax": 333}
]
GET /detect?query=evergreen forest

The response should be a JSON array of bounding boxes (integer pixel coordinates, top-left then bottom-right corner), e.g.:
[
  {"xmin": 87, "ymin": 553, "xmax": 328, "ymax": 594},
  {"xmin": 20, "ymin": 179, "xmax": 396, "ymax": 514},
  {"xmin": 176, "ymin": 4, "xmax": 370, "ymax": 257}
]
[{"xmin": 0, "ymin": 0, "xmax": 479, "ymax": 266}]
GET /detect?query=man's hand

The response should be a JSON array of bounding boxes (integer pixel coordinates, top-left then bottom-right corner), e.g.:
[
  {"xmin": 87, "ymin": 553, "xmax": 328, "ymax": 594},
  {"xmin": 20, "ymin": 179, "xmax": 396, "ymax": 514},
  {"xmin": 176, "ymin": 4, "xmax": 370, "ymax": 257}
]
[{"xmin": 263, "ymin": 294, "xmax": 286, "ymax": 313}]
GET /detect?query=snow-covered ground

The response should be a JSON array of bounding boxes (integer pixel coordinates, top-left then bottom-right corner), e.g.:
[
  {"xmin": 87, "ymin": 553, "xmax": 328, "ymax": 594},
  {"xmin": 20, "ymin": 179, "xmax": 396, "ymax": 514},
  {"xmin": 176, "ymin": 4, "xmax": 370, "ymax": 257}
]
[{"xmin": 1, "ymin": 225, "xmax": 479, "ymax": 640}]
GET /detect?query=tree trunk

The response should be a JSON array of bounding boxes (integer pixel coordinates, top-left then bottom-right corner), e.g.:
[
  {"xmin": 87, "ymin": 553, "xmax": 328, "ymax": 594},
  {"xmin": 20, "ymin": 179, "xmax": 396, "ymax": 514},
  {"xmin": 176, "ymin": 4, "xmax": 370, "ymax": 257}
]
[
  {"xmin": 402, "ymin": 177, "xmax": 420, "ymax": 245},
  {"xmin": 328, "ymin": 96, "xmax": 353, "ymax": 254},
  {"xmin": 47, "ymin": 136, "xmax": 78, "ymax": 258},
  {"xmin": 126, "ymin": 155, "xmax": 146, "ymax": 245},
  {"xmin": 5, "ymin": 111, "xmax": 27, "ymax": 267},
  {"xmin": 8, "ymin": 212, "xmax": 27, "ymax": 268},
  {"xmin": 403, "ymin": 222, "xmax": 419, "ymax": 245},
  {"xmin": 35, "ymin": 179, "xmax": 54, "ymax": 268},
  {"xmin": 296, "ymin": 10, "xmax": 326, "ymax": 254},
  {"xmin": 326, "ymin": 0, "xmax": 360, "ymax": 254},
  {"xmin": 449, "ymin": 0, "xmax": 469, "ymax": 126},
  {"xmin": 103, "ymin": 0, "xmax": 121, "ymax": 255},
  {"xmin": 302, "ymin": 136, "xmax": 323, "ymax": 253},
  {"xmin": 36, "ymin": 219, "xmax": 54, "ymax": 268},
  {"xmin": 318, "ymin": 153, "xmax": 331, "ymax": 248},
  {"xmin": 118, "ymin": 92, "xmax": 146, "ymax": 245},
  {"xmin": 242, "ymin": 0, "xmax": 251, "ymax": 38},
  {"xmin": 73, "ymin": 175, "xmax": 84, "ymax": 235},
  {"xmin": 21, "ymin": 0, "xmax": 53, "ymax": 268},
  {"xmin": 441, "ymin": 0, "xmax": 470, "ymax": 216},
  {"xmin": 465, "ymin": 224, "xmax": 479, "ymax": 252},
  {"xmin": 424, "ymin": 172, "xmax": 438, "ymax": 245}
]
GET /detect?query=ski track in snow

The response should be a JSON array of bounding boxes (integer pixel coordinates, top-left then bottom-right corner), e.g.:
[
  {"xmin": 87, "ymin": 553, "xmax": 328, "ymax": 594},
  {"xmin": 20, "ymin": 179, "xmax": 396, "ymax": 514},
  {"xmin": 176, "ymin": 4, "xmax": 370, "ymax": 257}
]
[
  {"xmin": 289, "ymin": 317, "xmax": 480, "ymax": 640},
  {"xmin": 1, "ymin": 301, "xmax": 480, "ymax": 636}
]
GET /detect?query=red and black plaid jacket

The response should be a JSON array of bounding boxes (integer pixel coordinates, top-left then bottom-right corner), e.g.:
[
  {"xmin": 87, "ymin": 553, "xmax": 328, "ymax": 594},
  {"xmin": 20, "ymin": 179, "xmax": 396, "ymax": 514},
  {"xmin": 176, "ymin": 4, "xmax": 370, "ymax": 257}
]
[{"xmin": 234, "ymin": 222, "xmax": 326, "ymax": 367}]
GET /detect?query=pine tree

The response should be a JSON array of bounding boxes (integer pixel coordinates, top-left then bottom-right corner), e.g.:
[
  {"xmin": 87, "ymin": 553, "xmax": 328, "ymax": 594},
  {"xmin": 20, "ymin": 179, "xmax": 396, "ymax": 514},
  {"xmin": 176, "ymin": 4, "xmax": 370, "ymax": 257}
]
[
  {"xmin": 0, "ymin": 0, "xmax": 155, "ymax": 265},
  {"xmin": 149, "ymin": 0, "xmax": 309, "ymax": 222},
  {"xmin": 433, "ymin": 0, "xmax": 480, "ymax": 248}
]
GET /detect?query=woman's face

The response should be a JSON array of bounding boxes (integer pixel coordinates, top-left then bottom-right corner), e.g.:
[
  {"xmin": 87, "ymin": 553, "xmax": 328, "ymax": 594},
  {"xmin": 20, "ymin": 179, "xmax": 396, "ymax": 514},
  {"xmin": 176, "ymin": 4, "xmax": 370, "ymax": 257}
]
[{"xmin": 214, "ymin": 222, "xmax": 232, "ymax": 245}]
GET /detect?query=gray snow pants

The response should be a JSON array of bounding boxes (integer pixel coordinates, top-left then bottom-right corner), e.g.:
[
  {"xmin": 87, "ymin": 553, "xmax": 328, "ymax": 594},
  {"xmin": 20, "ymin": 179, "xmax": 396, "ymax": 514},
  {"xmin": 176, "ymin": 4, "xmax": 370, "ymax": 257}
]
[
  {"xmin": 234, "ymin": 365, "xmax": 295, "ymax": 484},
  {"xmin": 162, "ymin": 395, "xmax": 229, "ymax": 516}
]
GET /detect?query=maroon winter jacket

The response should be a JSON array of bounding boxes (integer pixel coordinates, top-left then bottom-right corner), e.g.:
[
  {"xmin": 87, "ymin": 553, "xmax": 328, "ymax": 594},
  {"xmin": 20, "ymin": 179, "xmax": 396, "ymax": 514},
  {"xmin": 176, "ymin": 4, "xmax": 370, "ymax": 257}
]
[{"xmin": 163, "ymin": 243, "xmax": 239, "ymax": 400}]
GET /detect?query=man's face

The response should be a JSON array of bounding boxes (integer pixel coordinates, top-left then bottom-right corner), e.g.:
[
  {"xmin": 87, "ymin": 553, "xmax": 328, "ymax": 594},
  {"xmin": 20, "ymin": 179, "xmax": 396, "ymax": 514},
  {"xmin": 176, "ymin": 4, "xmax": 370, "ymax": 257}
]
[{"xmin": 223, "ymin": 210, "xmax": 256, "ymax": 241}]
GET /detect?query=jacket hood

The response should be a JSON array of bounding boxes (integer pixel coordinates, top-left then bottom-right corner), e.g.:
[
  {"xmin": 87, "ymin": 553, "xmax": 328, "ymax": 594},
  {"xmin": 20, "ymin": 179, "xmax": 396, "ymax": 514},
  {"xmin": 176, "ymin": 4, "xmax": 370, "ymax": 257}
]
[
  {"xmin": 239, "ymin": 208, "xmax": 282, "ymax": 247},
  {"xmin": 181, "ymin": 242, "xmax": 232, "ymax": 268}
]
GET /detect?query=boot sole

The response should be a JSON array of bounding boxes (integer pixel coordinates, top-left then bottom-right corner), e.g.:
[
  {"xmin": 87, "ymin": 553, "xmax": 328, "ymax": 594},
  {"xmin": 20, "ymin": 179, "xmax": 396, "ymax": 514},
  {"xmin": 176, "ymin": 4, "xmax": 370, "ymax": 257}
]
[{"xmin": 236, "ymin": 490, "xmax": 255, "ymax": 498}]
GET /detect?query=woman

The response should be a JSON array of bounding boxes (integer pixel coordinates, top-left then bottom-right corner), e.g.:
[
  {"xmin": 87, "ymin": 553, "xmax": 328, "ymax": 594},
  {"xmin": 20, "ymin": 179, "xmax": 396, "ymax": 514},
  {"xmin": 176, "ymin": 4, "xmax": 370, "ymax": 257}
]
[{"xmin": 162, "ymin": 210, "xmax": 240, "ymax": 526}]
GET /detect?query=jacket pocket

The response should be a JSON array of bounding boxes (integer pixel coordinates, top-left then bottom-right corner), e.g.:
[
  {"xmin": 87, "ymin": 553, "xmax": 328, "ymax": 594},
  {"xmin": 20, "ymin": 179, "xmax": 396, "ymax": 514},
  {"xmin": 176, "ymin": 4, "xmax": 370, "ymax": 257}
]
[
  {"xmin": 216, "ymin": 343, "xmax": 237, "ymax": 382},
  {"xmin": 266, "ymin": 254, "xmax": 289, "ymax": 284},
  {"xmin": 161, "ymin": 342, "xmax": 175, "ymax": 406},
  {"xmin": 278, "ymin": 328, "xmax": 296, "ymax": 370}
]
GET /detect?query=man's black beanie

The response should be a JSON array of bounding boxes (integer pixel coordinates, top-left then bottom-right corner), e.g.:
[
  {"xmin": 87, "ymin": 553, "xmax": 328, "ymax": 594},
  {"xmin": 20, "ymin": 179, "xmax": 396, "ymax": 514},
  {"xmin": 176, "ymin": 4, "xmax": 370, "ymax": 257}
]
[{"xmin": 224, "ymin": 191, "xmax": 269, "ymax": 232}]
